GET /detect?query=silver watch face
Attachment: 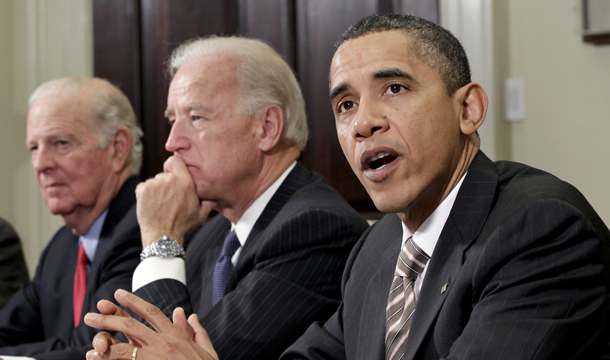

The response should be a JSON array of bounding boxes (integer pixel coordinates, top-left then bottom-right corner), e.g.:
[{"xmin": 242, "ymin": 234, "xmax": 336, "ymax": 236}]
[{"xmin": 157, "ymin": 237, "xmax": 181, "ymax": 257}]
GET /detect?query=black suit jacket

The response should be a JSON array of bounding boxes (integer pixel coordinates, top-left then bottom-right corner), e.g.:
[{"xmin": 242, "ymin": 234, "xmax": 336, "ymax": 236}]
[
  {"xmin": 0, "ymin": 217, "xmax": 29, "ymax": 310},
  {"xmin": 283, "ymin": 151, "xmax": 610, "ymax": 360},
  {"xmin": 136, "ymin": 162, "xmax": 369, "ymax": 360},
  {"xmin": 0, "ymin": 177, "xmax": 142, "ymax": 360}
]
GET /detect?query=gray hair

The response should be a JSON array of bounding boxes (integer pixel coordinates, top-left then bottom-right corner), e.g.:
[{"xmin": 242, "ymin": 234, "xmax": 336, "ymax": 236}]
[
  {"xmin": 336, "ymin": 13, "xmax": 471, "ymax": 95},
  {"xmin": 168, "ymin": 36, "xmax": 308, "ymax": 151},
  {"xmin": 29, "ymin": 77, "xmax": 144, "ymax": 175}
]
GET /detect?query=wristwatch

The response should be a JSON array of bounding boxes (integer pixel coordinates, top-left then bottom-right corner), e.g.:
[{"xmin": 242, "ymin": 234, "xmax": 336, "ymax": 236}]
[{"xmin": 140, "ymin": 236, "xmax": 185, "ymax": 261}]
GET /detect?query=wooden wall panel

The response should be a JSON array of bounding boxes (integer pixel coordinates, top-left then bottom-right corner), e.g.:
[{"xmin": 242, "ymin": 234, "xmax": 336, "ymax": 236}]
[
  {"xmin": 93, "ymin": 0, "xmax": 141, "ymax": 120},
  {"xmin": 94, "ymin": 0, "xmax": 438, "ymax": 215},
  {"xmin": 296, "ymin": 0, "xmax": 379, "ymax": 213},
  {"xmin": 239, "ymin": 0, "xmax": 296, "ymax": 68}
]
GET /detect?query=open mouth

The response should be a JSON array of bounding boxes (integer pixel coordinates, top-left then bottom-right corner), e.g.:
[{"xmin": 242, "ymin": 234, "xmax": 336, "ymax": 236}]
[{"xmin": 369, "ymin": 152, "xmax": 397, "ymax": 170}]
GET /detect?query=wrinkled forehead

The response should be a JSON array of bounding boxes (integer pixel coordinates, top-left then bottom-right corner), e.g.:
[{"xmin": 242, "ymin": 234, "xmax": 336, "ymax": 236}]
[
  {"xmin": 27, "ymin": 94, "xmax": 96, "ymax": 134},
  {"xmin": 170, "ymin": 54, "xmax": 242, "ymax": 91}
]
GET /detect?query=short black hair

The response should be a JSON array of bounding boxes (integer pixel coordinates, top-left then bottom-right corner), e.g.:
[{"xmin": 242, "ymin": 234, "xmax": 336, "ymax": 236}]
[{"xmin": 335, "ymin": 13, "xmax": 471, "ymax": 95}]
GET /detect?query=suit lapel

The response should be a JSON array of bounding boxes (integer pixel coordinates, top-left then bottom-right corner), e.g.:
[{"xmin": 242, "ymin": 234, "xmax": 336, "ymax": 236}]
[
  {"xmin": 227, "ymin": 162, "xmax": 311, "ymax": 289},
  {"xmin": 85, "ymin": 176, "xmax": 138, "ymax": 293},
  {"xmin": 355, "ymin": 214, "xmax": 404, "ymax": 360},
  {"xmin": 403, "ymin": 152, "xmax": 499, "ymax": 359}
]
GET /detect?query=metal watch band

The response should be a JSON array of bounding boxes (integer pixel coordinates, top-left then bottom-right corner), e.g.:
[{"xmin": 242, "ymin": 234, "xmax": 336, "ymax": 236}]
[{"xmin": 140, "ymin": 235, "xmax": 185, "ymax": 261}]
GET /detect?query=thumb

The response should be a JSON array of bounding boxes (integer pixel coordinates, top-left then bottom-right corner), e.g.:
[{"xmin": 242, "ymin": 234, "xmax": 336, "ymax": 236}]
[{"xmin": 188, "ymin": 313, "xmax": 218, "ymax": 358}]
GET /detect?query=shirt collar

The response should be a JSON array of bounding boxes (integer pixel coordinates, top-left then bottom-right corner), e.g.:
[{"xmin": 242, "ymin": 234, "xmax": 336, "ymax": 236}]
[
  {"xmin": 232, "ymin": 161, "xmax": 297, "ymax": 246},
  {"xmin": 402, "ymin": 172, "xmax": 467, "ymax": 258},
  {"xmin": 79, "ymin": 208, "xmax": 109, "ymax": 262}
]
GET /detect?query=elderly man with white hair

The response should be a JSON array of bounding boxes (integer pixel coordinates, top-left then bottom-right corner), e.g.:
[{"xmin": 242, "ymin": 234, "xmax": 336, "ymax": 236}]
[{"xmin": 0, "ymin": 77, "xmax": 143, "ymax": 360}]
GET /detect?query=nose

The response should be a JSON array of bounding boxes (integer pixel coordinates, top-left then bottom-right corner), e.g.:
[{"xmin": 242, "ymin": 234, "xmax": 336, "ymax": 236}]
[
  {"xmin": 352, "ymin": 99, "xmax": 389, "ymax": 140},
  {"xmin": 165, "ymin": 117, "xmax": 191, "ymax": 153},
  {"xmin": 31, "ymin": 146, "xmax": 56, "ymax": 173}
]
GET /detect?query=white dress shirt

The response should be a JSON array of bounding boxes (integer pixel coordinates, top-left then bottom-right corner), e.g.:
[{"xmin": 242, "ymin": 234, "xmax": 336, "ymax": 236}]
[
  {"xmin": 404, "ymin": 173, "xmax": 466, "ymax": 300},
  {"xmin": 132, "ymin": 161, "xmax": 297, "ymax": 291}
]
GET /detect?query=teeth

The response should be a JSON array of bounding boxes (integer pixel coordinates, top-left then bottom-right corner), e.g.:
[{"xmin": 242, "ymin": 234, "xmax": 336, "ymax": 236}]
[{"xmin": 370, "ymin": 152, "xmax": 390, "ymax": 162}]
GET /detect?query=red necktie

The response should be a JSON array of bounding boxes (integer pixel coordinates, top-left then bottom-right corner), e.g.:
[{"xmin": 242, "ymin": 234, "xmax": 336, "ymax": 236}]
[{"xmin": 73, "ymin": 243, "xmax": 88, "ymax": 327}]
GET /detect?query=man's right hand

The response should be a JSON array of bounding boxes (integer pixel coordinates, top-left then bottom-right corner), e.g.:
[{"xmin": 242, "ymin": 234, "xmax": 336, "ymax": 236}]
[{"xmin": 135, "ymin": 155, "xmax": 214, "ymax": 247}]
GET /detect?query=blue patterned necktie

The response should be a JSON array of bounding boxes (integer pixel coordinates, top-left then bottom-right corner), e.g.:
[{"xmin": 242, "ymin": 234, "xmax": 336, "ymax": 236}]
[{"xmin": 212, "ymin": 231, "xmax": 241, "ymax": 305}]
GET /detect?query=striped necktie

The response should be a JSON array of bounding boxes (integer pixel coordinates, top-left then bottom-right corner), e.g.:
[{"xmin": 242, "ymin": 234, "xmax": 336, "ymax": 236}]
[{"xmin": 385, "ymin": 236, "xmax": 430, "ymax": 360}]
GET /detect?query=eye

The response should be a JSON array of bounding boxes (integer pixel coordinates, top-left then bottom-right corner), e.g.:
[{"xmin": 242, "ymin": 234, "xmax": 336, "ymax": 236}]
[
  {"xmin": 385, "ymin": 84, "xmax": 405, "ymax": 95},
  {"xmin": 338, "ymin": 100, "xmax": 357, "ymax": 114},
  {"xmin": 28, "ymin": 145, "xmax": 38, "ymax": 153}
]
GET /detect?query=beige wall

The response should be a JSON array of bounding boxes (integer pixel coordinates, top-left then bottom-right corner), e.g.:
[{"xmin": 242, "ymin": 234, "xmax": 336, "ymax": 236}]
[
  {"xmin": 0, "ymin": 0, "xmax": 93, "ymax": 276},
  {"xmin": 505, "ymin": 0, "xmax": 610, "ymax": 223}
]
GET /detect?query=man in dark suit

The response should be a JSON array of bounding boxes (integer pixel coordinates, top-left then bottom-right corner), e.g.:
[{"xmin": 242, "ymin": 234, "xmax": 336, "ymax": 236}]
[
  {"xmin": 280, "ymin": 14, "xmax": 610, "ymax": 359},
  {"xmin": 84, "ymin": 37, "xmax": 368, "ymax": 359},
  {"xmin": 90, "ymin": 14, "xmax": 610, "ymax": 360},
  {"xmin": 0, "ymin": 77, "xmax": 143, "ymax": 360},
  {"xmin": 0, "ymin": 217, "xmax": 29, "ymax": 309}
]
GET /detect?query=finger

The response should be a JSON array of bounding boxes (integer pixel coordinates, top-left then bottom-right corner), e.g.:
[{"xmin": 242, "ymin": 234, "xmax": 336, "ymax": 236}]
[
  {"xmin": 93, "ymin": 342, "xmax": 140, "ymax": 360},
  {"xmin": 163, "ymin": 155, "xmax": 190, "ymax": 177},
  {"xmin": 97, "ymin": 299, "xmax": 131, "ymax": 317},
  {"xmin": 188, "ymin": 313, "xmax": 218, "ymax": 359},
  {"xmin": 199, "ymin": 201, "xmax": 216, "ymax": 222},
  {"xmin": 91, "ymin": 331, "xmax": 120, "ymax": 354},
  {"xmin": 84, "ymin": 310, "xmax": 157, "ymax": 347},
  {"xmin": 86, "ymin": 349, "xmax": 108, "ymax": 360},
  {"xmin": 113, "ymin": 289, "xmax": 176, "ymax": 335},
  {"xmin": 172, "ymin": 307, "xmax": 194, "ymax": 339}
]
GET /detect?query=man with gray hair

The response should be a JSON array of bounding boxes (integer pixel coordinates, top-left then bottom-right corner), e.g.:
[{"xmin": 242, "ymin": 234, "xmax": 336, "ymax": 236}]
[
  {"xmin": 0, "ymin": 77, "xmax": 143, "ymax": 360},
  {"xmin": 85, "ymin": 36, "xmax": 368, "ymax": 360}
]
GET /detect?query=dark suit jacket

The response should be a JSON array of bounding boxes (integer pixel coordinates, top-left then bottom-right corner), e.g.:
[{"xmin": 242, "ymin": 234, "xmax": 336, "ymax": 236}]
[
  {"xmin": 0, "ymin": 217, "xmax": 29, "ymax": 310},
  {"xmin": 0, "ymin": 177, "xmax": 142, "ymax": 360},
  {"xmin": 136, "ymin": 162, "xmax": 369, "ymax": 360},
  {"xmin": 282, "ymin": 151, "xmax": 610, "ymax": 360}
]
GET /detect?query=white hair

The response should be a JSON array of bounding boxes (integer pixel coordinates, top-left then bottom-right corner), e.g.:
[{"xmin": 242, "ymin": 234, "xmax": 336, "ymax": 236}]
[
  {"xmin": 169, "ymin": 36, "xmax": 308, "ymax": 151},
  {"xmin": 29, "ymin": 77, "xmax": 144, "ymax": 175}
]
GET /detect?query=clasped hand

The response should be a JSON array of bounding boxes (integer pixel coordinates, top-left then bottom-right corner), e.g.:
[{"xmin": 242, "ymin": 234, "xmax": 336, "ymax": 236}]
[{"xmin": 84, "ymin": 289, "xmax": 218, "ymax": 360}]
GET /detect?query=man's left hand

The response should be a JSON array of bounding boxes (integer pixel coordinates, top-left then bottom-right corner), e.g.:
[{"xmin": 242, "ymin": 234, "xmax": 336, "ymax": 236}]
[{"xmin": 84, "ymin": 289, "xmax": 218, "ymax": 360}]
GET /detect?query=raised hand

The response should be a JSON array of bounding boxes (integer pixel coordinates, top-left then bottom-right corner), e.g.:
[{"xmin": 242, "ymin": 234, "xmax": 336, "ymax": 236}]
[{"xmin": 135, "ymin": 155, "xmax": 214, "ymax": 247}]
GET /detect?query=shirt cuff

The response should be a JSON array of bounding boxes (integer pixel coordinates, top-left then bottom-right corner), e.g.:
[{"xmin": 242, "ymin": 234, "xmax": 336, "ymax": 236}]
[{"xmin": 132, "ymin": 257, "xmax": 186, "ymax": 291}]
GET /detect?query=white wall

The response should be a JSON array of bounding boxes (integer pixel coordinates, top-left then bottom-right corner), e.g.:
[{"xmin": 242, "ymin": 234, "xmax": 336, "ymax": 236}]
[
  {"xmin": 0, "ymin": 0, "xmax": 93, "ymax": 276},
  {"xmin": 506, "ymin": 0, "xmax": 610, "ymax": 223}
]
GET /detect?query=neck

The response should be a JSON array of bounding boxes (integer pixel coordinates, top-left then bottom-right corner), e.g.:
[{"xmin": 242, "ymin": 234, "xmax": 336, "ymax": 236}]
[
  {"xmin": 65, "ymin": 171, "xmax": 131, "ymax": 236},
  {"xmin": 398, "ymin": 139, "xmax": 479, "ymax": 233},
  {"xmin": 217, "ymin": 147, "xmax": 299, "ymax": 223}
]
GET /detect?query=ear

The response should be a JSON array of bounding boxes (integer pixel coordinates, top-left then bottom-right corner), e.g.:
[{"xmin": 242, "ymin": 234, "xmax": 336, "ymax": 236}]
[
  {"xmin": 258, "ymin": 104, "xmax": 284, "ymax": 152},
  {"xmin": 455, "ymin": 83, "xmax": 488, "ymax": 136},
  {"xmin": 110, "ymin": 126, "xmax": 132, "ymax": 173}
]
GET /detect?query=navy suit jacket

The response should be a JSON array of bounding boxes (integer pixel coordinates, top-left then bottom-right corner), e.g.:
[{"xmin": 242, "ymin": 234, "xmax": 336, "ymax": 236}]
[
  {"xmin": 283, "ymin": 151, "xmax": 610, "ymax": 360},
  {"xmin": 136, "ymin": 162, "xmax": 369, "ymax": 360},
  {"xmin": 0, "ymin": 177, "xmax": 142, "ymax": 360}
]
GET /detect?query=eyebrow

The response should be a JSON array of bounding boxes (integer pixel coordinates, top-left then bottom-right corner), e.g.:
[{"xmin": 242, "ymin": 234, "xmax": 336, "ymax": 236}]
[
  {"xmin": 164, "ymin": 103, "xmax": 203, "ymax": 118},
  {"xmin": 373, "ymin": 68, "xmax": 417, "ymax": 83},
  {"xmin": 329, "ymin": 83, "xmax": 349, "ymax": 103}
]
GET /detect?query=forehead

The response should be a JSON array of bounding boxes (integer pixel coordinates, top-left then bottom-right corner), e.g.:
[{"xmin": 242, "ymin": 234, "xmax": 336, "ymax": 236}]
[
  {"xmin": 27, "ymin": 94, "xmax": 95, "ymax": 135},
  {"xmin": 330, "ymin": 30, "xmax": 428, "ymax": 87},
  {"xmin": 168, "ymin": 54, "xmax": 241, "ymax": 100}
]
